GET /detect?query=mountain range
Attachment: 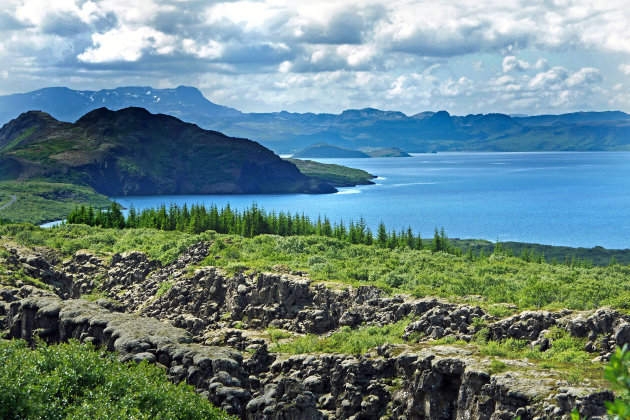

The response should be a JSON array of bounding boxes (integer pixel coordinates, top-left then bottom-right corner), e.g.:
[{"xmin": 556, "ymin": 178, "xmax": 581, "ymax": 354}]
[
  {"xmin": 0, "ymin": 107, "xmax": 335, "ymax": 195},
  {"xmin": 1, "ymin": 86, "xmax": 630, "ymax": 154}
]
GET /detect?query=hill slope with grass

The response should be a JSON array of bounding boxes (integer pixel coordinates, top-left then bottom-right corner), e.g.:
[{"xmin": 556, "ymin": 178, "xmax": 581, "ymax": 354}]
[{"xmin": 0, "ymin": 107, "xmax": 335, "ymax": 196}]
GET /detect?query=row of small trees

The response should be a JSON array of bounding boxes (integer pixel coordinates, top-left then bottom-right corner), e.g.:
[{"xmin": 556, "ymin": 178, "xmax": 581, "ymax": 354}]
[{"xmin": 66, "ymin": 202, "xmax": 453, "ymax": 252}]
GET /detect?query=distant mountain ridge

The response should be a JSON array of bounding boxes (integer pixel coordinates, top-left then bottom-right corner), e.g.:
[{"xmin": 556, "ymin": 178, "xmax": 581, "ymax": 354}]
[
  {"xmin": 0, "ymin": 86, "xmax": 241, "ymax": 130},
  {"xmin": 0, "ymin": 107, "xmax": 335, "ymax": 195},
  {"xmin": 1, "ymin": 86, "xmax": 630, "ymax": 153}
]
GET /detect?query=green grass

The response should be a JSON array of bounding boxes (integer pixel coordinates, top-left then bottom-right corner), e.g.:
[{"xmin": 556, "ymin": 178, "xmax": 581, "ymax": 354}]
[
  {"xmin": 156, "ymin": 280, "xmax": 174, "ymax": 297},
  {"xmin": 0, "ymin": 223, "xmax": 215, "ymax": 265},
  {"xmin": 2, "ymin": 126, "xmax": 35, "ymax": 152},
  {"xmin": 3, "ymin": 225, "xmax": 630, "ymax": 312},
  {"xmin": 271, "ymin": 320, "xmax": 409, "ymax": 354},
  {"xmin": 266, "ymin": 327, "xmax": 293, "ymax": 342},
  {"xmin": 488, "ymin": 359, "xmax": 508, "ymax": 374},
  {"xmin": 0, "ymin": 180, "xmax": 111, "ymax": 224},
  {"xmin": 0, "ymin": 339, "xmax": 232, "ymax": 420},
  {"xmin": 286, "ymin": 158, "xmax": 375, "ymax": 186},
  {"xmin": 0, "ymin": 192, "xmax": 12, "ymax": 208}
]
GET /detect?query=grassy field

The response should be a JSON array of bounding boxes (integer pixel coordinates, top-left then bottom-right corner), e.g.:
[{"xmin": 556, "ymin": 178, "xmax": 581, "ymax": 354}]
[
  {"xmin": 0, "ymin": 181, "xmax": 111, "ymax": 225},
  {"xmin": 3, "ymin": 224, "xmax": 630, "ymax": 312}
]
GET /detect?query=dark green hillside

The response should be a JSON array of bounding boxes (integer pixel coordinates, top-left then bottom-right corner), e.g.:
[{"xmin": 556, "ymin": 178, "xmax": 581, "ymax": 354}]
[
  {"xmin": 286, "ymin": 158, "xmax": 375, "ymax": 186},
  {"xmin": 0, "ymin": 108, "xmax": 335, "ymax": 196}
]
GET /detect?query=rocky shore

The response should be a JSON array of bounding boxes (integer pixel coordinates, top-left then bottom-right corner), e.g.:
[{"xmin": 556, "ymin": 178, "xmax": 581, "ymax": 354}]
[{"xmin": 0, "ymin": 241, "xmax": 624, "ymax": 419}]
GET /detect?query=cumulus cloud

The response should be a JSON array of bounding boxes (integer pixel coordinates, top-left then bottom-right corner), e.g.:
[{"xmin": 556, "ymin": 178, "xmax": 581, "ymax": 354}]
[
  {"xmin": 0, "ymin": 0, "xmax": 628, "ymax": 115},
  {"xmin": 78, "ymin": 26, "xmax": 176, "ymax": 63}
]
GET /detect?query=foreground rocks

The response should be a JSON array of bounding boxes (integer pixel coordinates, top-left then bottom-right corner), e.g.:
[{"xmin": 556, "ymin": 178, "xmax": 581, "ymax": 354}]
[
  {"xmin": 0, "ymin": 241, "xmax": 623, "ymax": 419},
  {"xmin": 0, "ymin": 287, "xmax": 250, "ymax": 415}
]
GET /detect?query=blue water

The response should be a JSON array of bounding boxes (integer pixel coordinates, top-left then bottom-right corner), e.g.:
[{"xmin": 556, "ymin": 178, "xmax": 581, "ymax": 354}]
[{"xmin": 110, "ymin": 152, "xmax": 630, "ymax": 249}]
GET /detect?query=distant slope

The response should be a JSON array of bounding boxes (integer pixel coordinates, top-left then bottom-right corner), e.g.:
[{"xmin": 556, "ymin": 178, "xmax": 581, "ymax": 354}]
[
  {"xmin": 292, "ymin": 143, "xmax": 370, "ymax": 158},
  {"xmin": 285, "ymin": 159, "xmax": 375, "ymax": 187},
  {"xmin": 2, "ymin": 86, "xmax": 630, "ymax": 154},
  {"xmin": 0, "ymin": 180, "xmax": 111, "ymax": 225},
  {"xmin": 0, "ymin": 108, "xmax": 335, "ymax": 195},
  {"xmin": 452, "ymin": 238, "xmax": 630, "ymax": 266},
  {"xmin": 364, "ymin": 147, "xmax": 411, "ymax": 157}
]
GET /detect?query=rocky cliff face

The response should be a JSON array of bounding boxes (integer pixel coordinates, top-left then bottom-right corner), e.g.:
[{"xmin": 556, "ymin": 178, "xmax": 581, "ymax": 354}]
[{"xmin": 0, "ymin": 241, "xmax": 622, "ymax": 419}]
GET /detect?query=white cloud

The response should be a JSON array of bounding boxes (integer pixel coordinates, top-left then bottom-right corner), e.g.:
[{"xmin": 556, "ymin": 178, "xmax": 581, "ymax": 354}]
[
  {"xmin": 182, "ymin": 38, "xmax": 224, "ymax": 60},
  {"xmin": 502, "ymin": 56, "xmax": 530, "ymax": 72},
  {"xmin": 336, "ymin": 44, "xmax": 374, "ymax": 67},
  {"xmin": 0, "ymin": 0, "xmax": 628, "ymax": 115},
  {"xmin": 528, "ymin": 67, "xmax": 570, "ymax": 90},
  {"xmin": 566, "ymin": 67, "xmax": 602, "ymax": 87},
  {"xmin": 78, "ymin": 26, "xmax": 176, "ymax": 62},
  {"xmin": 502, "ymin": 56, "xmax": 548, "ymax": 73}
]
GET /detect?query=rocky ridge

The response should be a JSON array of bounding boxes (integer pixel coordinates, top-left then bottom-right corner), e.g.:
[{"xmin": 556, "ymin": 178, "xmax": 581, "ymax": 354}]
[{"xmin": 0, "ymin": 240, "xmax": 624, "ymax": 419}]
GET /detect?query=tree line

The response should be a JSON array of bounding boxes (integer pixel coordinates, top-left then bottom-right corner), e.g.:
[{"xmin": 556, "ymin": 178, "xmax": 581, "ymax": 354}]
[
  {"xmin": 66, "ymin": 202, "xmax": 454, "ymax": 252},
  {"xmin": 67, "ymin": 202, "xmax": 596, "ymax": 266}
]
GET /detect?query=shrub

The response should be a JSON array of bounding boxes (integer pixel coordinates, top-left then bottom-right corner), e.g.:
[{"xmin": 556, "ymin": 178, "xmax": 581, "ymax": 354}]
[
  {"xmin": 156, "ymin": 280, "xmax": 174, "ymax": 297},
  {"xmin": 0, "ymin": 339, "xmax": 231, "ymax": 420},
  {"xmin": 489, "ymin": 359, "xmax": 508, "ymax": 374},
  {"xmin": 272, "ymin": 319, "xmax": 409, "ymax": 355},
  {"xmin": 605, "ymin": 344, "xmax": 630, "ymax": 418}
]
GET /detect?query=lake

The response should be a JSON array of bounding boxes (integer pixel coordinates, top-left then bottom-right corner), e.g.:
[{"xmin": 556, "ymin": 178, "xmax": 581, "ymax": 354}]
[{"xmin": 110, "ymin": 152, "xmax": 630, "ymax": 249}]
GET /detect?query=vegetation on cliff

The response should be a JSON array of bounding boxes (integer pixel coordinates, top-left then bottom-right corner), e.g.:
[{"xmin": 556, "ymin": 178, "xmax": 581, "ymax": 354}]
[
  {"xmin": 0, "ymin": 339, "xmax": 231, "ymax": 420},
  {"xmin": 4, "ymin": 222, "xmax": 630, "ymax": 312}
]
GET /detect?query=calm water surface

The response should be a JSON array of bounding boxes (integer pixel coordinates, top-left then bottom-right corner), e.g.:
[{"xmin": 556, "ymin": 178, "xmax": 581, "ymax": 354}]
[{"xmin": 111, "ymin": 152, "xmax": 630, "ymax": 249}]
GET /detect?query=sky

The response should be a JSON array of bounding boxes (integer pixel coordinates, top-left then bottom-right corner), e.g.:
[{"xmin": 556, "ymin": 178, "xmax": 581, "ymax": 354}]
[{"xmin": 0, "ymin": 0, "xmax": 629, "ymax": 115}]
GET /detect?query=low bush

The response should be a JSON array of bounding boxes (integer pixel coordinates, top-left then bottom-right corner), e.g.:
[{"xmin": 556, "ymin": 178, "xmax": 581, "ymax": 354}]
[
  {"xmin": 0, "ymin": 339, "xmax": 231, "ymax": 420},
  {"xmin": 272, "ymin": 320, "xmax": 409, "ymax": 355}
]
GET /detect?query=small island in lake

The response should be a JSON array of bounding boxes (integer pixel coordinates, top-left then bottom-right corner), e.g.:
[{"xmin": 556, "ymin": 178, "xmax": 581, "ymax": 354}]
[{"xmin": 291, "ymin": 142, "xmax": 411, "ymax": 159}]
